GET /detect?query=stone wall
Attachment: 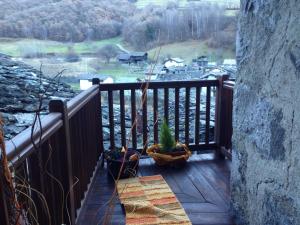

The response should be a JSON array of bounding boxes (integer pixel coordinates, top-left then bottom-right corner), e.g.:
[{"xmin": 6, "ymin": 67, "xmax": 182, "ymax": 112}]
[{"xmin": 231, "ymin": 1, "xmax": 300, "ymax": 224}]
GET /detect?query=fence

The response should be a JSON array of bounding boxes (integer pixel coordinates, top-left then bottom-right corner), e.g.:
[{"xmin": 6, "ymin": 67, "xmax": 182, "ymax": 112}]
[{"xmin": 1, "ymin": 76, "xmax": 234, "ymax": 224}]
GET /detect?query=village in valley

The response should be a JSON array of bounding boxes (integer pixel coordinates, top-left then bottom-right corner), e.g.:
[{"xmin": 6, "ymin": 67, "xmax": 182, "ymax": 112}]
[{"xmin": 79, "ymin": 50, "xmax": 237, "ymax": 90}]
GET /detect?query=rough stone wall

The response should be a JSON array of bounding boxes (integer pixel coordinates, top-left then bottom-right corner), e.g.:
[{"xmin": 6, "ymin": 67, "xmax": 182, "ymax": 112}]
[{"xmin": 232, "ymin": 1, "xmax": 300, "ymax": 224}]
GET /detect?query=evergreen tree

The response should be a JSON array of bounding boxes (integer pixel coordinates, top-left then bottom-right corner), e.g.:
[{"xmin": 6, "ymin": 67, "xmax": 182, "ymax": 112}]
[{"xmin": 159, "ymin": 120, "xmax": 175, "ymax": 152}]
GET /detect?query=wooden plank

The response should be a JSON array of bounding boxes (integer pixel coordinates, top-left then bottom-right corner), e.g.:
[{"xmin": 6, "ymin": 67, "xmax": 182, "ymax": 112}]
[
  {"xmin": 98, "ymin": 90, "xmax": 104, "ymax": 159},
  {"xmin": 67, "ymin": 85, "xmax": 99, "ymax": 118},
  {"xmin": 99, "ymin": 80, "xmax": 219, "ymax": 91},
  {"xmin": 185, "ymin": 87, "xmax": 190, "ymax": 145},
  {"xmin": 77, "ymin": 155, "xmax": 233, "ymax": 225},
  {"xmin": 108, "ymin": 90, "xmax": 115, "ymax": 149},
  {"xmin": 193, "ymin": 161, "xmax": 230, "ymax": 205},
  {"xmin": 181, "ymin": 203, "xmax": 227, "ymax": 214},
  {"xmin": 164, "ymin": 88, "xmax": 169, "ymax": 123},
  {"xmin": 188, "ymin": 143, "xmax": 217, "ymax": 151},
  {"xmin": 27, "ymin": 151, "xmax": 51, "ymax": 225},
  {"xmin": 175, "ymin": 88, "xmax": 180, "ymax": 142},
  {"xmin": 49, "ymin": 99, "xmax": 76, "ymax": 224},
  {"xmin": 205, "ymin": 86, "xmax": 211, "ymax": 145},
  {"xmin": 219, "ymin": 76, "xmax": 233, "ymax": 150},
  {"xmin": 195, "ymin": 87, "xmax": 201, "ymax": 145},
  {"xmin": 131, "ymin": 89, "xmax": 137, "ymax": 149},
  {"xmin": 6, "ymin": 113, "xmax": 62, "ymax": 163},
  {"xmin": 186, "ymin": 162, "xmax": 228, "ymax": 209},
  {"xmin": 142, "ymin": 88, "xmax": 148, "ymax": 152},
  {"xmin": 153, "ymin": 89, "xmax": 158, "ymax": 144},
  {"xmin": 188, "ymin": 213, "xmax": 234, "ymax": 225},
  {"xmin": 120, "ymin": 90, "xmax": 126, "ymax": 147},
  {"xmin": 215, "ymin": 76, "xmax": 230, "ymax": 159}
]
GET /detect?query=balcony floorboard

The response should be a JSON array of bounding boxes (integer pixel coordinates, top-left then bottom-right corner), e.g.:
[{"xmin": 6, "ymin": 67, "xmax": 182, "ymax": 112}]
[{"xmin": 77, "ymin": 153, "xmax": 234, "ymax": 225}]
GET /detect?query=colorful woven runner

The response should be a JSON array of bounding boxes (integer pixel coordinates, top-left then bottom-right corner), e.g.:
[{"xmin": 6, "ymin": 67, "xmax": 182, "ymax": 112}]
[{"xmin": 117, "ymin": 175, "xmax": 192, "ymax": 225}]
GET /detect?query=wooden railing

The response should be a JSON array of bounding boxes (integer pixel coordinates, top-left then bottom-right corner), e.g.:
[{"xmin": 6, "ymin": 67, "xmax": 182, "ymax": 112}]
[
  {"xmin": 219, "ymin": 80, "xmax": 234, "ymax": 159},
  {"xmin": 1, "ymin": 80, "xmax": 102, "ymax": 225},
  {"xmin": 0, "ymin": 76, "xmax": 234, "ymax": 225},
  {"xmin": 99, "ymin": 75, "xmax": 232, "ymax": 154}
]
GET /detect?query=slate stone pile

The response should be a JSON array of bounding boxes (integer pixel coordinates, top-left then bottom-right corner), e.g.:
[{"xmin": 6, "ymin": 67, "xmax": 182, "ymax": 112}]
[{"xmin": 0, "ymin": 54, "xmax": 76, "ymax": 139}]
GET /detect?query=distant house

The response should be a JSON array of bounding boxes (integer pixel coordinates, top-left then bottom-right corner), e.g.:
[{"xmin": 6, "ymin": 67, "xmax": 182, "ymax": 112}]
[
  {"xmin": 117, "ymin": 52, "xmax": 148, "ymax": 64},
  {"xmin": 78, "ymin": 73, "xmax": 113, "ymax": 90},
  {"xmin": 193, "ymin": 56, "xmax": 209, "ymax": 67},
  {"xmin": 163, "ymin": 57, "xmax": 185, "ymax": 68},
  {"xmin": 223, "ymin": 59, "xmax": 237, "ymax": 66}
]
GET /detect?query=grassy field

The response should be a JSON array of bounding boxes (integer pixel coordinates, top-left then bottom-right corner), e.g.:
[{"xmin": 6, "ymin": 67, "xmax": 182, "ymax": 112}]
[
  {"xmin": 0, "ymin": 37, "xmax": 122, "ymax": 57},
  {"xmin": 0, "ymin": 37, "xmax": 234, "ymax": 86},
  {"xmin": 148, "ymin": 40, "xmax": 235, "ymax": 63},
  {"xmin": 99, "ymin": 64, "xmax": 145, "ymax": 83},
  {"xmin": 21, "ymin": 57, "xmax": 144, "ymax": 83}
]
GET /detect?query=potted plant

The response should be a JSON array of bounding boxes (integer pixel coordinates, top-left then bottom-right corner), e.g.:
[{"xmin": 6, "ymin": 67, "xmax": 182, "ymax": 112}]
[
  {"xmin": 146, "ymin": 120, "xmax": 191, "ymax": 166},
  {"xmin": 105, "ymin": 147, "xmax": 140, "ymax": 179}
]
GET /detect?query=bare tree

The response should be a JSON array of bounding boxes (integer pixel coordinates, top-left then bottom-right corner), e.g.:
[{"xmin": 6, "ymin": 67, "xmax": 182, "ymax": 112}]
[{"xmin": 96, "ymin": 44, "xmax": 120, "ymax": 64}]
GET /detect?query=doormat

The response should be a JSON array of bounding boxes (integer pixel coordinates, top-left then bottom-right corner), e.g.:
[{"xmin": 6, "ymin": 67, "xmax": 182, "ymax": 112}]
[{"xmin": 117, "ymin": 175, "xmax": 191, "ymax": 225}]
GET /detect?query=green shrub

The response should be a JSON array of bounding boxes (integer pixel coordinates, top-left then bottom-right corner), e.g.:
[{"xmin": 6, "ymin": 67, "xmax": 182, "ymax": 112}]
[{"xmin": 159, "ymin": 120, "xmax": 176, "ymax": 153}]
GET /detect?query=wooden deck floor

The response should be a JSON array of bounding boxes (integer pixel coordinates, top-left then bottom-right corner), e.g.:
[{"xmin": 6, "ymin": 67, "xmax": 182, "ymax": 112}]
[{"xmin": 77, "ymin": 154, "xmax": 234, "ymax": 225}]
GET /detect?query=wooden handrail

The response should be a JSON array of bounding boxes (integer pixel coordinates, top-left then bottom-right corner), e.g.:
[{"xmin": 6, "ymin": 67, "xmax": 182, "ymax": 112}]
[
  {"xmin": 6, "ymin": 113, "xmax": 62, "ymax": 163},
  {"xmin": 99, "ymin": 79, "xmax": 219, "ymax": 91},
  {"xmin": 67, "ymin": 85, "xmax": 99, "ymax": 118}
]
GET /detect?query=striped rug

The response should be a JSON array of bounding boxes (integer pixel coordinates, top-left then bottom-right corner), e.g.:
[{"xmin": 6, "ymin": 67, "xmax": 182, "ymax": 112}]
[{"xmin": 117, "ymin": 175, "xmax": 192, "ymax": 225}]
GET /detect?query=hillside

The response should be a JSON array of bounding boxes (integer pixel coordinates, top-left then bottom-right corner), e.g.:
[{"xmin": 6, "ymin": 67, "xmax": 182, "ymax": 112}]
[
  {"xmin": 0, "ymin": 0, "xmax": 134, "ymax": 42},
  {"xmin": 0, "ymin": 37, "xmax": 122, "ymax": 57},
  {"xmin": 148, "ymin": 40, "xmax": 235, "ymax": 63}
]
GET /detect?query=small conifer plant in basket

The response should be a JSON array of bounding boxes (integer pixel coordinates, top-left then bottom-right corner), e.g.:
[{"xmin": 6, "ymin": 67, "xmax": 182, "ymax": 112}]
[{"xmin": 146, "ymin": 120, "xmax": 191, "ymax": 166}]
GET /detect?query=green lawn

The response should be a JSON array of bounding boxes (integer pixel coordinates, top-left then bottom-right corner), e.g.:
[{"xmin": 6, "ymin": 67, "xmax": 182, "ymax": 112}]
[
  {"xmin": 148, "ymin": 40, "xmax": 235, "ymax": 63},
  {"xmin": 0, "ymin": 37, "xmax": 122, "ymax": 57},
  {"xmin": 98, "ymin": 63, "xmax": 145, "ymax": 83}
]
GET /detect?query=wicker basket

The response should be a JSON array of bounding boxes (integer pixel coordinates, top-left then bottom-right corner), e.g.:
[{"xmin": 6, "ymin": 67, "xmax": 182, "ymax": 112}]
[{"xmin": 146, "ymin": 144, "xmax": 191, "ymax": 166}]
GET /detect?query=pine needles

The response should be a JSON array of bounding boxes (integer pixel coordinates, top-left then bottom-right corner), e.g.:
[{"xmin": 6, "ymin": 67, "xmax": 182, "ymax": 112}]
[{"xmin": 159, "ymin": 120, "xmax": 176, "ymax": 153}]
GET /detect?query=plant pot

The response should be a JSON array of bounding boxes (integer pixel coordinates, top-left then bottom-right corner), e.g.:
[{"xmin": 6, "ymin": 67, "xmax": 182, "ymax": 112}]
[
  {"xmin": 146, "ymin": 144, "xmax": 191, "ymax": 166},
  {"xmin": 105, "ymin": 149, "xmax": 140, "ymax": 179}
]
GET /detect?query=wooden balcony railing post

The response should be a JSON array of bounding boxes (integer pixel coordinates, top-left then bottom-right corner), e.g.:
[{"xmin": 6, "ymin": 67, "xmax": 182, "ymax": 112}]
[
  {"xmin": 215, "ymin": 75, "xmax": 229, "ymax": 159},
  {"xmin": 92, "ymin": 78, "xmax": 104, "ymax": 166},
  {"xmin": 142, "ymin": 84, "xmax": 148, "ymax": 152},
  {"xmin": 49, "ymin": 99, "xmax": 76, "ymax": 225}
]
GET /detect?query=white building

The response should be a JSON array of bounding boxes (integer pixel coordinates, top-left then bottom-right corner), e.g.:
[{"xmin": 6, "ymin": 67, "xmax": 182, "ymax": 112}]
[{"xmin": 223, "ymin": 59, "xmax": 237, "ymax": 66}]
